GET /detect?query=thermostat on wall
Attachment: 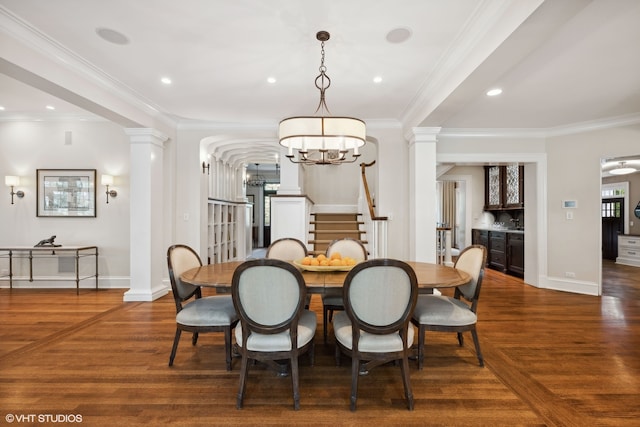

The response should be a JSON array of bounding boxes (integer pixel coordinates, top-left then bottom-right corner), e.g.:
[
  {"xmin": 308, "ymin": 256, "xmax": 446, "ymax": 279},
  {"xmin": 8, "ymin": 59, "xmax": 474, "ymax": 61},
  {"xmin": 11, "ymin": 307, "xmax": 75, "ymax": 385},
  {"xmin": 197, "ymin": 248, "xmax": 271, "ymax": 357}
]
[{"xmin": 562, "ymin": 200, "xmax": 578, "ymax": 208}]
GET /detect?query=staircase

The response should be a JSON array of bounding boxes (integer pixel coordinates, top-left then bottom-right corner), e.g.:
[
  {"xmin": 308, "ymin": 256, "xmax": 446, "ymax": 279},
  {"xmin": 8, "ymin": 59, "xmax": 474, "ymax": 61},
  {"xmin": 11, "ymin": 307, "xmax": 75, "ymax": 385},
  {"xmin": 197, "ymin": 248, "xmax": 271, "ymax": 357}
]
[{"xmin": 308, "ymin": 213, "xmax": 367, "ymax": 256}]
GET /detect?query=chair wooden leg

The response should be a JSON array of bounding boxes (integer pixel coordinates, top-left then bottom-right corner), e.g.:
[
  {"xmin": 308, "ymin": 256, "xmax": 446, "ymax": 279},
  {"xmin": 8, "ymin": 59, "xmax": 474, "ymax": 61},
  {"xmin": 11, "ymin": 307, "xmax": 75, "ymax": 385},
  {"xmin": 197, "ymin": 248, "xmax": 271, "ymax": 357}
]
[
  {"xmin": 192, "ymin": 331, "xmax": 199, "ymax": 345},
  {"xmin": 350, "ymin": 357, "xmax": 360, "ymax": 412},
  {"xmin": 236, "ymin": 353, "xmax": 249, "ymax": 409},
  {"xmin": 309, "ymin": 342, "xmax": 315, "ymax": 367},
  {"xmin": 471, "ymin": 328, "xmax": 484, "ymax": 367},
  {"xmin": 417, "ymin": 325, "xmax": 425, "ymax": 370},
  {"xmin": 335, "ymin": 343, "xmax": 341, "ymax": 366},
  {"xmin": 457, "ymin": 331, "xmax": 464, "ymax": 346},
  {"xmin": 323, "ymin": 306, "xmax": 329, "ymax": 344},
  {"xmin": 290, "ymin": 355, "xmax": 300, "ymax": 411},
  {"xmin": 224, "ymin": 327, "xmax": 232, "ymax": 371},
  {"xmin": 400, "ymin": 354, "xmax": 414, "ymax": 410},
  {"xmin": 168, "ymin": 328, "xmax": 182, "ymax": 366}
]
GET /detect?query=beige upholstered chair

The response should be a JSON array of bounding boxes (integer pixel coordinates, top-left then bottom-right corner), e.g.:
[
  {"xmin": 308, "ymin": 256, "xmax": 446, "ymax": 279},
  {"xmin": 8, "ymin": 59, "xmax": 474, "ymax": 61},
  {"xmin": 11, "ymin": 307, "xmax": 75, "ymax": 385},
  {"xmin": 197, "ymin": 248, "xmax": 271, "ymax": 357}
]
[
  {"xmin": 265, "ymin": 237, "xmax": 311, "ymax": 307},
  {"xmin": 265, "ymin": 237, "xmax": 308, "ymax": 261},
  {"xmin": 167, "ymin": 244, "xmax": 239, "ymax": 370},
  {"xmin": 411, "ymin": 245, "xmax": 488, "ymax": 369},
  {"xmin": 231, "ymin": 259, "xmax": 317, "ymax": 410},
  {"xmin": 322, "ymin": 238, "xmax": 368, "ymax": 343},
  {"xmin": 333, "ymin": 259, "xmax": 418, "ymax": 411}
]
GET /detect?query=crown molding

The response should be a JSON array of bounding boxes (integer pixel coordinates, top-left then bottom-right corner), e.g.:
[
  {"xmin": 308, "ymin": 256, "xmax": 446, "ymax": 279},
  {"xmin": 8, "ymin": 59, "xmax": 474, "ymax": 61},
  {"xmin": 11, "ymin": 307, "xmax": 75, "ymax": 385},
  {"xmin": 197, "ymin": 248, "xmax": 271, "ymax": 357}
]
[
  {"xmin": 438, "ymin": 112, "xmax": 640, "ymax": 139},
  {"xmin": 0, "ymin": 7, "xmax": 176, "ymax": 128}
]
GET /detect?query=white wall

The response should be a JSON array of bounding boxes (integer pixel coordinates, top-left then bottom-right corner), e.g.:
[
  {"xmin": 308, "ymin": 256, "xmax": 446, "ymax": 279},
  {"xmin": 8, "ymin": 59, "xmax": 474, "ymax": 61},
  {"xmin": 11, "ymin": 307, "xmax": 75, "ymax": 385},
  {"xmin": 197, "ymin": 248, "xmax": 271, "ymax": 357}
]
[
  {"xmin": 545, "ymin": 124, "xmax": 640, "ymax": 294},
  {"xmin": 0, "ymin": 120, "xmax": 131, "ymax": 288}
]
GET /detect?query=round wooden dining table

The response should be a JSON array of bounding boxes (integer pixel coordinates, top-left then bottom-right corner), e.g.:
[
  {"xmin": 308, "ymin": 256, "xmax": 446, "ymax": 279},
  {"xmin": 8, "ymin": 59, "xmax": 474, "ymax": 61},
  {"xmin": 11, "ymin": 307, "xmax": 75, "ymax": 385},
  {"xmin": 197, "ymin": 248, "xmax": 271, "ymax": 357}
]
[{"xmin": 180, "ymin": 260, "xmax": 471, "ymax": 294}]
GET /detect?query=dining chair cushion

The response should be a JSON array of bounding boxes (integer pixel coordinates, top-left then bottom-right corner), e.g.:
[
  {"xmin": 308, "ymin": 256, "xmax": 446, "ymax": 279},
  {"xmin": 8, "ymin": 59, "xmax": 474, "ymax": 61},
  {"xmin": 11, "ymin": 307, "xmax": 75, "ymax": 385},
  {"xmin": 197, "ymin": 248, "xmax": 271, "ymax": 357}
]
[
  {"xmin": 332, "ymin": 311, "xmax": 415, "ymax": 353},
  {"xmin": 176, "ymin": 295, "xmax": 238, "ymax": 327},
  {"xmin": 234, "ymin": 309, "xmax": 317, "ymax": 351},
  {"xmin": 413, "ymin": 294, "xmax": 477, "ymax": 327}
]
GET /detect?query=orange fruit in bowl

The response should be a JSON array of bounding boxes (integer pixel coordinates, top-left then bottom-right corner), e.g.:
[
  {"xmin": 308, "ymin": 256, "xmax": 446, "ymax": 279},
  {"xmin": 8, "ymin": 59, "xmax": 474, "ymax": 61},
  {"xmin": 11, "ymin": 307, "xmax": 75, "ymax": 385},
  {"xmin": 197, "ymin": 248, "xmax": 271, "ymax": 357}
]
[
  {"xmin": 310, "ymin": 258, "xmax": 320, "ymax": 266},
  {"xmin": 320, "ymin": 259, "xmax": 330, "ymax": 266},
  {"xmin": 301, "ymin": 257, "xmax": 312, "ymax": 265},
  {"xmin": 330, "ymin": 259, "xmax": 342, "ymax": 266},
  {"xmin": 317, "ymin": 254, "xmax": 327, "ymax": 261},
  {"xmin": 330, "ymin": 252, "xmax": 342, "ymax": 260}
]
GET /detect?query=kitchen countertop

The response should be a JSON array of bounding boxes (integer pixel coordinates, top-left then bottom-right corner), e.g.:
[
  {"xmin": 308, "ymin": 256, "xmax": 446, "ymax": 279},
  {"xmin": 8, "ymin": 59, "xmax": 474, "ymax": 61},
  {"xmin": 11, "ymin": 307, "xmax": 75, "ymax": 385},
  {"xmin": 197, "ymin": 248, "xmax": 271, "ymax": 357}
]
[{"xmin": 473, "ymin": 227, "xmax": 525, "ymax": 234}]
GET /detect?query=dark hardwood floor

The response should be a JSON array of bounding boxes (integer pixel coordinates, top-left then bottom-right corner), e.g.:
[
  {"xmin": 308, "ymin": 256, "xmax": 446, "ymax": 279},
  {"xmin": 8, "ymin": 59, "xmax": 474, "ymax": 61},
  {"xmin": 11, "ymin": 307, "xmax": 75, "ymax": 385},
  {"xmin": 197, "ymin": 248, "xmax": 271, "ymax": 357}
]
[{"xmin": 1, "ymin": 262, "xmax": 638, "ymax": 426}]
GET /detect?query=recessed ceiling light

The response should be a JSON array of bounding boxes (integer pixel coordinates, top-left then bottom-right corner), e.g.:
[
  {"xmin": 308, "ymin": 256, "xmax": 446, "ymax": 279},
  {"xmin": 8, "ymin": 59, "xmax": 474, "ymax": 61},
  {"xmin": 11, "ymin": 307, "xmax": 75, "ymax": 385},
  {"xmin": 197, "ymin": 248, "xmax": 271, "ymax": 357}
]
[
  {"xmin": 267, "ymin": 77, "xmax": 277, "ymax": 84},
  {"xmin": 0, "ymin": 106, "xmax": 5, "ymax": 111},
  {"xmin": 161, "ymin": 77, "xmax": 172, "ymax": 85},
  {"xmin": 386, "ymin": 27, "xmax": 412, "ymax": 44},
  {"xmin": 486, "ymin": 88, "xmax": 503, "ymax": 97},
  {"xmin": 95, "ymin": 27, "xmax": 130, "ymax": 45},
  {"xmin": 46, "ymin": 105, "xmax": 55, "ymax": 110},
  {"xmin": 373, "ymin": 76, "xmax": 382, "ymax": 84}
]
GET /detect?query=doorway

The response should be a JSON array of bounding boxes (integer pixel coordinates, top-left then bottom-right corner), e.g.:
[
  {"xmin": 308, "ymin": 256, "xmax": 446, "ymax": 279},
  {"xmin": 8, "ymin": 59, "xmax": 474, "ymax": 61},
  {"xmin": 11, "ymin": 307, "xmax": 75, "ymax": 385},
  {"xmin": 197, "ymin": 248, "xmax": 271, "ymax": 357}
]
[{"xmin": 601, "ymin": 198, "xmax": 624, "ymax": 260}]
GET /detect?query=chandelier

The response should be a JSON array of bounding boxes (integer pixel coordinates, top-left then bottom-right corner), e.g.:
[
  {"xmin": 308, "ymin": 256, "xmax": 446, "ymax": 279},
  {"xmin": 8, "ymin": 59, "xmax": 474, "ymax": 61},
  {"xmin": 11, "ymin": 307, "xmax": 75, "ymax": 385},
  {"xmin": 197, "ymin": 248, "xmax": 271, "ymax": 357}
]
[
  {"xmin": 246, "ymin": 163, "xmax": 266, "ymax": 186},
  {"xmin": 279, "ymin": 31, "xmax": 366, "ymax": 165}
]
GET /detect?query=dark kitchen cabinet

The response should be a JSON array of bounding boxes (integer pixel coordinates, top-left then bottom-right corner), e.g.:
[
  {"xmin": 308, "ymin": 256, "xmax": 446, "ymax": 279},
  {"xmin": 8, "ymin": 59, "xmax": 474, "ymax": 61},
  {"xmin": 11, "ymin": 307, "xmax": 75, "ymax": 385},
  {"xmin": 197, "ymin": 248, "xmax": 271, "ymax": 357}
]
[
  {"xmin": 507, "ymin": 233, "xmax": 524, "ymax": 277},
  {"xmin": 473, "ymin": 229, "xmax": 524, "ymax": 276},
  {"xmin": 472, "ymin": 229, "xmax": 489, "ymax": 266},
  {"xmin": 484, "ymin": 165, "xmax": 524, "ymax": 210},
  {"xmin": 489, "ymin": 231, "xmax": 506, "ymax": 272}
]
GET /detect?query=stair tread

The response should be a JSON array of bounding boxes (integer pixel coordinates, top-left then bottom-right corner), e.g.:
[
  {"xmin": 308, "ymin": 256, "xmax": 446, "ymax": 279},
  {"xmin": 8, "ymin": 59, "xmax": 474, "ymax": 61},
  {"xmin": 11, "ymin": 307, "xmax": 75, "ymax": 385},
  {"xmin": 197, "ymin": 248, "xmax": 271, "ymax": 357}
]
[
  {"xmin": 309, "ymin": 221, "xmax": 364, "ymax": 224},
  {"xmin": 310, "ymin": 230, "xmax": 365, "ymax": 233}
]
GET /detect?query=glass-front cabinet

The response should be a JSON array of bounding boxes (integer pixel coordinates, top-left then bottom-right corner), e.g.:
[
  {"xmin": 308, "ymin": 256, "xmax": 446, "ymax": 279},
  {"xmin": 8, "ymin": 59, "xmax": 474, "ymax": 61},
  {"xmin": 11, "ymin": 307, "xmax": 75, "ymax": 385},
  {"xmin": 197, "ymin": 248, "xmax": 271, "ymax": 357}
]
[{"xmin": 484, "ymin": 165, "xmax": 524, "ymax": 210}]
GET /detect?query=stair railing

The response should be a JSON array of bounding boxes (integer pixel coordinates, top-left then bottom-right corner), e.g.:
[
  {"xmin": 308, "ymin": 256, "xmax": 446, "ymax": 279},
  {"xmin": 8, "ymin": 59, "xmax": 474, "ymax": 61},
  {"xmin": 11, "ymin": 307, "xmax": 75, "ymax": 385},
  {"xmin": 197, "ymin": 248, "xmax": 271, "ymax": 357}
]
[{"xmin": 360, "ymin": 161, "xmax": 388, "ymax": 258}]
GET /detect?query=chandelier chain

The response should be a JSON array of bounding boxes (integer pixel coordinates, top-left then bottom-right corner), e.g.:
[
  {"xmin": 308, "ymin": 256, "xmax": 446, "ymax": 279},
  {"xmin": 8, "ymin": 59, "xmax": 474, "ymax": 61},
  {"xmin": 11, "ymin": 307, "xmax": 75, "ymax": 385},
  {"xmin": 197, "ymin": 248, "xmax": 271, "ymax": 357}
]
[{"xmin": 314, "ymin": 39, "xmax": 331, "ymax": 115}]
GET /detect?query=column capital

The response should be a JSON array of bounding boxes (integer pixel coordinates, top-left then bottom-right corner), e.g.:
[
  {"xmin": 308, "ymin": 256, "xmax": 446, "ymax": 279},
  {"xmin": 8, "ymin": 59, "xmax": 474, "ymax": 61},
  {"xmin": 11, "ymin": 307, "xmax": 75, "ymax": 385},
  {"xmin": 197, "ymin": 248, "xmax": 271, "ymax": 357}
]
[
  {"xmin": 124, "ymin": 128, "xmax": 168, "ymax": 147},
  {"xmin": 406, "ymin": 126, "xmax": 442, "ymax": 145}
]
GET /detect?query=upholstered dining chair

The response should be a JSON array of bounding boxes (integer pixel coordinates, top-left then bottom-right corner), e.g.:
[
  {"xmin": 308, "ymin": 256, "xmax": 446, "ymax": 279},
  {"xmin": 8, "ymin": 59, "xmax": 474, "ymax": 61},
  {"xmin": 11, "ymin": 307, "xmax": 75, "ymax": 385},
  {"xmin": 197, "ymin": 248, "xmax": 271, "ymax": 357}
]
[
  {"xmin": 231, "ymin": 258, "xmax": 317, "ymax": 410},
  {"xmin": 265, "ymin": 237, "xmax": 308, "ymax": 261},
  {"xmin": 411, "ymin": 244, "xmax": 487, "ymax": 369},
  {"xmin": 333, "ymin": 259, "xmax": 418, "ymax": 411},
  {"xmin": 265, "ymin": 237, "xmax": 311, "ymax": 308},
  {"xmin": 166, "ymin": 244, "xmax": 239, "ymax": 370},
  {"xmin": 322, "ymin": 237, "xmax": 368, "ymax": 343}
]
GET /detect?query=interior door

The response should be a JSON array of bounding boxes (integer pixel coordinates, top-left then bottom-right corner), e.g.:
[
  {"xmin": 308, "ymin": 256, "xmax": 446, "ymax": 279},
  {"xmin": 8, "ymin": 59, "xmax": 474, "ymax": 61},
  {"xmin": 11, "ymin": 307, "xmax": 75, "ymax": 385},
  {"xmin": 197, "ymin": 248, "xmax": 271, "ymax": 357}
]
[{"xmin": 602, "ymin": 198, "xmax": 624, "ymax": 260}]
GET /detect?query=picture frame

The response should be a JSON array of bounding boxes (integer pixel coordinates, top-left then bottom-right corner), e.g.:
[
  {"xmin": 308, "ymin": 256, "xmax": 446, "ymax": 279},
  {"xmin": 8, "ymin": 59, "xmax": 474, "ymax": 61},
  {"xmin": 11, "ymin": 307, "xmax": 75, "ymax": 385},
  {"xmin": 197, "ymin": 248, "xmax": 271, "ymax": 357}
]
[{"xmin": 36, "ymin": 169, "xmax": 96, "ymax": 217}]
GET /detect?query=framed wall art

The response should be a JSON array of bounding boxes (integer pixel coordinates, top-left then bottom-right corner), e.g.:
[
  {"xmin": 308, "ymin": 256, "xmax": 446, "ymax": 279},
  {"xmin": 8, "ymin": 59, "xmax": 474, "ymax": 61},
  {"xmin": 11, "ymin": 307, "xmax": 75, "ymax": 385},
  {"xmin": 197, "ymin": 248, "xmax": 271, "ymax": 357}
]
[{"xmin": 36, "ymin": 169, "xmax": 96, "ymax": 217}]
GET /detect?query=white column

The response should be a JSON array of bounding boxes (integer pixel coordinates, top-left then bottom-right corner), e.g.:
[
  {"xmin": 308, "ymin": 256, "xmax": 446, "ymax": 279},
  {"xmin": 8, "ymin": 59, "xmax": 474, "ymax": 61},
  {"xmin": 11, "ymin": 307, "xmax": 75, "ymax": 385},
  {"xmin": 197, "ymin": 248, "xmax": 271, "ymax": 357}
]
[
  {"xmin": 444, "ymin": 229, "xmax": 453, "ymax": 266},
  {"xmin": 123, "ymin": 128, "xmax": 169, "ymax": 301},
  {"xmin": 408, "ymin": 127, "xmax": 440, "ymax": 262}
]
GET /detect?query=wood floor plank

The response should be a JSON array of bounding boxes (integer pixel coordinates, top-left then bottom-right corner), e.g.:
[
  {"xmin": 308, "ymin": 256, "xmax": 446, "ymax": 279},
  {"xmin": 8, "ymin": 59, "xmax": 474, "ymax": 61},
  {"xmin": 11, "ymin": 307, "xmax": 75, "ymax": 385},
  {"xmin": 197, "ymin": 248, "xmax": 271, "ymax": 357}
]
[{"xmin": 1, "ymin": 261, "xmax": 638, "ymax": 426}]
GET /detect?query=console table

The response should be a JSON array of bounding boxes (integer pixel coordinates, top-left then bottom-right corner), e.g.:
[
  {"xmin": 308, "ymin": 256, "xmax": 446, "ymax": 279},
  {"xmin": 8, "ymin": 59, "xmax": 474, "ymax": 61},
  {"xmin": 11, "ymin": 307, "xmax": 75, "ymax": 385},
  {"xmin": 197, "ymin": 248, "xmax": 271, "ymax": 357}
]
[{"xmin": 0, "ymin": 246, "xmax": 98, "ymax": 294}]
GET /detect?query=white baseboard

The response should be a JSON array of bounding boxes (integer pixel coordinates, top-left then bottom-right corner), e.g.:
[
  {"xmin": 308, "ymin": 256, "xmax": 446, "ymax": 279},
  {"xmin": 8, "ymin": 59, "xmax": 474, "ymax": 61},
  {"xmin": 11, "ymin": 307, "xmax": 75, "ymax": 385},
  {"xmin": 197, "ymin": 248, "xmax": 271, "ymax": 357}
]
[{"xmin": 539, "ymin": 275, "xmax": 599, "ymax": 296}]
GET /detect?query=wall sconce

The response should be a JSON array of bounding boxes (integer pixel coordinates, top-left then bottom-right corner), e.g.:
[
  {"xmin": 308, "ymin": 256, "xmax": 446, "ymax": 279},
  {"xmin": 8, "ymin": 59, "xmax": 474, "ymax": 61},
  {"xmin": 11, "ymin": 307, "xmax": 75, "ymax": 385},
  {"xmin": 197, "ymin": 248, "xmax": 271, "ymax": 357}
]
[
  {"xmin": 202, "ymin": 161, "xmax": 210, "ymax": 175},
  {"xmin": 5, "ymin": 176, "xmax": 24, "ymax": 204},
  {"xmin": 101, "ymin": 174, "xmax": 118, "ymax": 204}
]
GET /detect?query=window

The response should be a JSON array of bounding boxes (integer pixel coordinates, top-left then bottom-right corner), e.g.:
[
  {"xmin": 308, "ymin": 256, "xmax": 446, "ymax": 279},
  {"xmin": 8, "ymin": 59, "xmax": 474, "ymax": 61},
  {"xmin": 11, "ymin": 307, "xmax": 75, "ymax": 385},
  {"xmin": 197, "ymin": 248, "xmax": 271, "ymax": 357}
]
[{"xmin": 602, "ymin": 200, "xmax": 621, "ymax": 218}]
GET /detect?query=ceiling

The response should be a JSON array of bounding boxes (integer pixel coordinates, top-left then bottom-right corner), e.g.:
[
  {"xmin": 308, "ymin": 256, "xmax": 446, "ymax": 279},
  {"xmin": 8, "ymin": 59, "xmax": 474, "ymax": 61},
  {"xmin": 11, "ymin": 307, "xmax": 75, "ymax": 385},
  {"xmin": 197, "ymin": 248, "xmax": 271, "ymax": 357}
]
[{"xmin": 1, "ymin": 0, "xmax": 640, "ymax": 171}]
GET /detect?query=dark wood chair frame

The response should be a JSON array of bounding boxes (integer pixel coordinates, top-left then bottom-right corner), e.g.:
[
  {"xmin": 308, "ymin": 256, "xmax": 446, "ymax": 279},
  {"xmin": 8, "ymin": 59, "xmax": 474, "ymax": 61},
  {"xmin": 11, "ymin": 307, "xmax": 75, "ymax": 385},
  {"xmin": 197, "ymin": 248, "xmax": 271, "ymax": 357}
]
[
  {"xmin": 411, "ymin": 245, "xmax": 488, "ymax": 369},
  {"xmin": 231, "ymin": 258, "xmax": 315, "ymax": 410},
  {"xmin": 322, "ymin": 237, "xmax": 368, "ymax": 344},
  {"xmin": 167, "ymin": 244, "xmax": 239, "ymax": 370},
  {"xmin": 334, "ymin": 259, "xmax": 418, "ymax": 411}
]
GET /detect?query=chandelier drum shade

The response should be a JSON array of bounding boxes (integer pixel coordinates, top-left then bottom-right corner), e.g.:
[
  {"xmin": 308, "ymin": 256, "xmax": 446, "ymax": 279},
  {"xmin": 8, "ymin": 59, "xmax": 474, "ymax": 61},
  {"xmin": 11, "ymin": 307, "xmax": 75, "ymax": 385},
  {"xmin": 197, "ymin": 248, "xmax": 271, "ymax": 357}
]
[
  {"xmin": 608, "ymin": 161, "xmax": 637, "ymax": 175},
  {"xmin": 279, "ymin": 31, "xmax": 366, "ymax": 165}
]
